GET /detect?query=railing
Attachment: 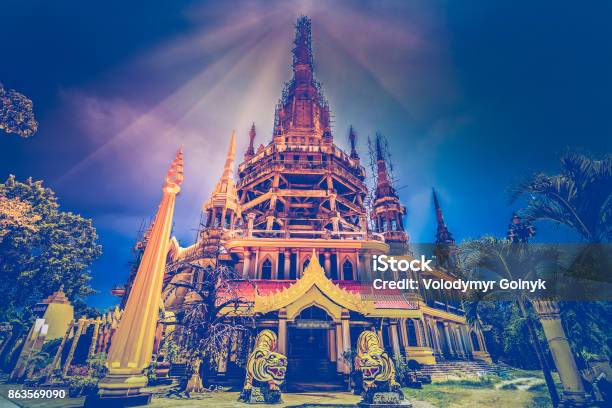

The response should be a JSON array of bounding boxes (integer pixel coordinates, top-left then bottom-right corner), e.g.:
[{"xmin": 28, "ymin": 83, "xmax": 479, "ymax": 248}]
[
  {"xmin": 240, "ymin": 228, "xmax": 385, "ymax": 242},
  {"xmin": 238, "ymin": 158, "xmax": 365, "ymax": 189}
]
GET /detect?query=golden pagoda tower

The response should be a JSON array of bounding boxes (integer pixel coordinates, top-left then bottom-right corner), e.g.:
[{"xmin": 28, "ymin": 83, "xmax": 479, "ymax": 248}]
[
  {"xmin": 89, "ymin": 150, "xmax": 184, "ymax": 406},
  {"xmin": 202, "ymin": 130, "xmax": 241, "ymax": 230}
]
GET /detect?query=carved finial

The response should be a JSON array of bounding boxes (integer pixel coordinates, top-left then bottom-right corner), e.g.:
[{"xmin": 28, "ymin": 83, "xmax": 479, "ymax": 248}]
[
  {"xmin": 348, "ymin": 126, "xmax": 359, "ymax": 159},
  {"xmin": 222, "ymin": 130, "xmax": 236, "ymax": 182},
  {"xmin": 164, "ymin": 148, "xmax": 184, "ymax": 192},
  {"xmin": 246, "ymin": 123, "xmax": 256, "ymax": 158}
]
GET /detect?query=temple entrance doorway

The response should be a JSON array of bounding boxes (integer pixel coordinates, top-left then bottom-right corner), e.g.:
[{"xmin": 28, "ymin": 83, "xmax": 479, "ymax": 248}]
[{"xmin": 286, "ymin": 306, "xmax": 343, "ymax": 391}]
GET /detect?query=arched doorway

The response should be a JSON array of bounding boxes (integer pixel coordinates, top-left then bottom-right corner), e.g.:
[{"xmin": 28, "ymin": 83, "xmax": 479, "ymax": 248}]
[{"xmin": 286, "ymin": 306, "xmax": 342, "ymax": 391}]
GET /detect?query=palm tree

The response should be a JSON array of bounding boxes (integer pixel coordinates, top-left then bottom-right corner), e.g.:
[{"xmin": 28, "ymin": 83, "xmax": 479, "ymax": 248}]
[
  {"xmin": 512, "ymin": 151, "xmax": 611, "ymax": 361},
  {"xmin": 511, "ymin": 152, "xmax": 611, "ymax": 243},
  {"xmin": 458, "ymin": 237, "xmax": 560, "ymax": 406}
]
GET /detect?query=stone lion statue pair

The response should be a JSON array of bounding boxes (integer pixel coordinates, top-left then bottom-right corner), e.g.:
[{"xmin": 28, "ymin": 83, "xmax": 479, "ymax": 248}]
[{"xmin": 239, "ymin": 329, "xmax": 406, "ymax": 405}]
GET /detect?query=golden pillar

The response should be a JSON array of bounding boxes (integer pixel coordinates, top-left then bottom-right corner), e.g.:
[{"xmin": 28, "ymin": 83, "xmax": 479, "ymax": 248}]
[
  {"xmin": 532, "ymin": 300, "xmax": 587, "ymax": 407},
  {"xmin": 328, "ymin": 328, "xmax": 337, "ymax": 362},
  {"xmin": 278, "ymin": 309, "xmax": 287, "ymax": 355},
  {"xmin": 93, "ymin": 150, "xmax": 184, "ymax": 406},
  {"xmin": 335, "ymin": 323, "xmax": 344, "ymax": 373},
  {"xmin": 341, "ymin": 310, "xmax": 351, "ymax": 374},
  {"xmin": 389, "ymin": 321, "xmax": 401, "ymax": 357}
]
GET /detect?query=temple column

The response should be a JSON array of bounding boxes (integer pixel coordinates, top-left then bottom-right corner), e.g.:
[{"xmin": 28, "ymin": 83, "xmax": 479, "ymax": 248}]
[
  {"xmin": 420, "ymin": 319, "xmax": 430, "ymax": 348},
  {"xmin": 335, "ymin": 323, "xmax": 344, "ymax": 373},
  {"xmin": 328, "ymin": 328, "xmax": 337, "ymax": 362},
  {"xmin": 272, "ymin": 251, "xmax": 279, "ymax": 280},
  {"xmin": 532, "ymin": 300, "xmax": 587, "ymax": 407},
  {"xmin": 354, "ymin": 251, "xmax": 361, "ymax": 280},
  {"xmin": 254, "ymin": 248, "xmax": 260, "ymax": 279},
  {"xmin": 95, "ymin": 150, "xmax": 184, "ymax": 405},
  {"xmin": 443, "ymin": 322, "xmax": 454, "ymax": 357},
  {"xmin": 278, "ymin": 309, "xmax": 287, "ymax": 355},
  {"xmin": 341, "ymin": 311, "xmax": 351, "ymax": 374},
  {"xmin": 460, "ymin": 325, "xmax": 473, "ymax": 357},
  {"xmin": 413, "ymin": 319, "xmax": 423, "ymax": 347},
  {"xmin": 399, "ymin": 319, "xmax": 409, "ymax": 352},
  {"xmin": 389, "ymin": 320, "xmax": 401, "ymax": 357},
  {"xmin": 432, "ymin": 322, "xmax": 443, "ymax": 357},
  {"xmin": 324, "ymin": 252, "xmax": 331, "ymax": 276},
  {"xmin": 284, "ymin": 250, "xmax": 291, "ymax": 279},
  {"xmin": 456, "ymin": 326, "xmax": 467, "ymax": 358},
  {"xmin": 242, "ymin": 250, "xmax": 251, "ymax": 279}
]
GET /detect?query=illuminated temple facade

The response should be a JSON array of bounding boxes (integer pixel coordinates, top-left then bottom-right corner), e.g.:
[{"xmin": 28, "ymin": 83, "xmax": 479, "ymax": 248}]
[{"xmin": 159, "ymin": 17, "xmax": 490, "ymax": 385}]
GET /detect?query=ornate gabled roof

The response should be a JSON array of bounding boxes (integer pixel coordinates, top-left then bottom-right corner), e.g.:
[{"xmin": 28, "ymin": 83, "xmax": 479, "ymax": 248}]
[{"xmin": 254, "ymin": 251, "xmax": 373, "ymax": 315}]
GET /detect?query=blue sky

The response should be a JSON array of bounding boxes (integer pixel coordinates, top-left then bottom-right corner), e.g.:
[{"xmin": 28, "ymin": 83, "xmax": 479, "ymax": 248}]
[{"xmin": 1, "ymin": 0, "xmax": 610, "ymax": 309}]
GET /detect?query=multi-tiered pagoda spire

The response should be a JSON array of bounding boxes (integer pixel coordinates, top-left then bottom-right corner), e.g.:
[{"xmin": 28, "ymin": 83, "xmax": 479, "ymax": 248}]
[
  {"xmin": 433, "ymin": 189, "xmax": 455, "ymax": 245},
  {"xmin": 274, "ymin": 16, "xmax": 331, "ymax": 145},
  {"xmin": 432, "ymin": 189, "xmax": 456, "ymax": 270},
  {"xmin": 371, "ymin": 133, "xmax": 407, "ymax": 244},
  {"xmin": 244, "ymin": 123, "xmax": 256, "ymax": 160},
  {"xmin": 348, "ymin": 125, "xmax": 359, "ymax": 160},
  {"xmin": 203, "ymin": 131, "xmax": 241, "ymax": 229}
]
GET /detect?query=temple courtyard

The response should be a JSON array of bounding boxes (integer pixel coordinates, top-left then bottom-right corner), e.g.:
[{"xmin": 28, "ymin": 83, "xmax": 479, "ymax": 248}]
[{"xmin": 0, "ymin": 369, "xmax": 555, "ymax": 408}]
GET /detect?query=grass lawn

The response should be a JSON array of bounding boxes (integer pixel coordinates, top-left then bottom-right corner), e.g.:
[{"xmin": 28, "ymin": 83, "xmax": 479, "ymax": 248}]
[{"xmin": 402, "ymin": 369, "xmax": 556, "ymax": 408}]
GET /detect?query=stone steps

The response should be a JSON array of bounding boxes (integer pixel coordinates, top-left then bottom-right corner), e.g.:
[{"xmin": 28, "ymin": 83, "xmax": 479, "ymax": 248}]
[{"xmin": 420, "ymin": 360, "xmax": 507, "ymax": 380}]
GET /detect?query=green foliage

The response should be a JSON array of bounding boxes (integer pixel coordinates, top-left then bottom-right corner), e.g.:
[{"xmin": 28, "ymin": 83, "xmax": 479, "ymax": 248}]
[
  {"xmin": 0, "ymin": 83, "xmax": 38, "ymax": 138},
  {"xmin": 66, "ymin": 375, "xmax": 98, "ymax": 397},
  {"xmin": 0, "ymin": 175, "xmax": 102, "ymax": 321},
  {"xmin": 511, "ymin": 151, "xmax": 612, "ymax": 243},
  {"xmin": 86, "ymin": 352, "xmax": 107, "ymax": 378},
  {"xmin": 560, "ymin": 301, "xmax": 612, "ymax": 366},
  {"xmin": 160, "ymin": 338, "xmax": 180, "ymax": 363},
  {"xmin": 512, "ymin": 151, "xmax": 612, "ymax": 363}
]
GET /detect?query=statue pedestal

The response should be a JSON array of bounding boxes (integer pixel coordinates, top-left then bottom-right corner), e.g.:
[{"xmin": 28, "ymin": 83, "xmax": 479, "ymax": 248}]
[
  {"xmin": 85, "ymin": 373, "xmax": 151, "ymax": 407},
  {"xmin": 239, "ymin": 386, "xmax": 282, "ymax": 404},
  {"xmin": 359, "ymin": 390, "xmax": 411, "ymax": 408}
]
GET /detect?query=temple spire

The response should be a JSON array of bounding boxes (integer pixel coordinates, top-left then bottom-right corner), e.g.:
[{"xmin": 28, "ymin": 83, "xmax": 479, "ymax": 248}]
[
  {"xmin": 203, "ymin": 131, "xmax": 241, "ymax": 229},
  {"xmin": 370, "ymin": 132, "xmax": 407, "ymax": 244},
  {"xmin": 374, "ymin": 133, "xmax": 394, "ymax": 198},
  {"xmin": 220, "ymin": 130, "xmax": 236, "ymax": 190},
  {"xmin": 292, "ymin": 16, "xmax": 314, "ymax": 73},
  {"xmin": 348, "ymin": 126, "xmax": 359, "ymax": 160},
  {"xmin": 432, "ymin": 189, "xmax": 454, "ymax": 244},
  {"xmin": 245, "ymin": 123, "xmax": 256, "ymax": 159},
  {"xmin": 97, "ymin": 149, "xmax": 183, "ymax": 403}
]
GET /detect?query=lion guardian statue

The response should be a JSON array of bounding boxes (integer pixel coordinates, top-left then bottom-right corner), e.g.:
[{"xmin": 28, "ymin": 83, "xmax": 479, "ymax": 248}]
[
  {"xmin": 239, "ymin": 330, "xmax": 287, "ymax": 404},
  {"xmin": 355, "ymin": 330, "xmax": 406, "ymax": 405}
]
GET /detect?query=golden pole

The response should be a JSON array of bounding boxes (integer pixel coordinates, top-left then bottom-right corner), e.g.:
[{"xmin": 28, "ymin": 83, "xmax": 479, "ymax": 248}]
[{"xmin": 90, "ymin": 150, "xmax": 184, "ymax": 406}]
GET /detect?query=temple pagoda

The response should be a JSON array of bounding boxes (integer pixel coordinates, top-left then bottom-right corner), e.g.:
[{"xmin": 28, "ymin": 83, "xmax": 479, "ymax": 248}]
[{"xmin": 136, "ymin": 16, "xmax": 489, "ymax": 389}]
